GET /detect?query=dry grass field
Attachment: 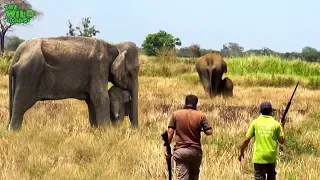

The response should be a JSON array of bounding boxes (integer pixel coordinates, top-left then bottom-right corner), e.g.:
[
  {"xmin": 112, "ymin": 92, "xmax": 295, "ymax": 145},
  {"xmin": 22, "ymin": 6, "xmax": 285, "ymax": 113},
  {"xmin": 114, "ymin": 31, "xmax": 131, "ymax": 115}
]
[{"xmin": 0, "ymin": 55, "xmax": 319, "ymax": 179}]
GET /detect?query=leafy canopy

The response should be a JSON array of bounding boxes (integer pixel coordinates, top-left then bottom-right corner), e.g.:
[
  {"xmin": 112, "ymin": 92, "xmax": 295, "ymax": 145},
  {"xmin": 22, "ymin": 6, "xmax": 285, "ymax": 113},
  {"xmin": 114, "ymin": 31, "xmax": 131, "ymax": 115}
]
[
  {"xmin": 142, "ymin": 30, "xmax": 181, "ymax": 56},
  {"xmin": 67, "ymin": 17, "xmax": 99, "ymax": 37}
]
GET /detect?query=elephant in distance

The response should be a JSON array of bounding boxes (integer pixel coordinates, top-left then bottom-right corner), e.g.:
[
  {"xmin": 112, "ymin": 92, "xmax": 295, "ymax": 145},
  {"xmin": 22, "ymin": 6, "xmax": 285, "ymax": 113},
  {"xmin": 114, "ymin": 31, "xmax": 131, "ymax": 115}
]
[
  {"xmin": 217, "ymin": 77, "xmax": 234, "ymax": 97},
  {"xmin": 196, "ymin": 51, "xmax": 228, "ymax": 98}
]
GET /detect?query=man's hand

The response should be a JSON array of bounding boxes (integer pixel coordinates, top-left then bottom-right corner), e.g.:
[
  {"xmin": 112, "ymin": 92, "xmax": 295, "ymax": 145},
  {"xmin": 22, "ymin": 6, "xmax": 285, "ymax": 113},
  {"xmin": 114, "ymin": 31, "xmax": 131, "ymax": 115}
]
[
  {"xmin": 238, "ymin": 137, "xmax": 251, "ymax": 162},
  {"xmin": 238, "ymin": 152, "xmax": 244, "ymax": 162},
  {"xmin": 163, "ymin": 146, "xmax": 168, "ymax": 158}
]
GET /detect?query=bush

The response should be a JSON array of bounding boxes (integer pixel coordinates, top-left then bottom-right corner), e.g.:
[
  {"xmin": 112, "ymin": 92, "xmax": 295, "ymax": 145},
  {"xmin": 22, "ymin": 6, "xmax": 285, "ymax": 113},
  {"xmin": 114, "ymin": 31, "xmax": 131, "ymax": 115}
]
[{"xmin": 0, "ymin": 51, "xmax": 14, "ymax": 74}]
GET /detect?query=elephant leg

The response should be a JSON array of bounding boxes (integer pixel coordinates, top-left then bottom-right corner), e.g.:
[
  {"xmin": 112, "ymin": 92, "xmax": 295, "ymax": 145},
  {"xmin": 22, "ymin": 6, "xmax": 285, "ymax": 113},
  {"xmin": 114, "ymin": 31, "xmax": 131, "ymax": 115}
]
[
  {"xmin": 198, "ymin": 72, "xmax": 211, "ymax": 97},
  {"xmin": 117, "ymin": 104, "xmax": 126, "ymax": 122},
  {"xmin": 89, "ymin": 85, "xmax": 111, "ymax": 126},
  {"xmin": 129, "ymin": 79, "xmax": 139, "ymax": 128},
  {"xmin": 85, "ymin": 98, "xmax": 97, "ymax": 127},
  {"xmin": 211, "ymin": 70, "xmax": 223, "ymax": 97},
  {"xmin": 124, "ymin": 102, "xmax": 130, "ymax": 117},
  {"xmin": 9, "ymin": 87, "xmax": 38, "ymax": 131}
]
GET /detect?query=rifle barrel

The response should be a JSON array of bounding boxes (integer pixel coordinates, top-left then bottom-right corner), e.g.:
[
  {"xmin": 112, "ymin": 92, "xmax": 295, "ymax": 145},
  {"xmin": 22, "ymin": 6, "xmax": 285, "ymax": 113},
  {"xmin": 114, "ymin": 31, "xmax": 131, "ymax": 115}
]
[{"xmin": 281, "ymin": 82, "xmax": 299, "ymax": 125}]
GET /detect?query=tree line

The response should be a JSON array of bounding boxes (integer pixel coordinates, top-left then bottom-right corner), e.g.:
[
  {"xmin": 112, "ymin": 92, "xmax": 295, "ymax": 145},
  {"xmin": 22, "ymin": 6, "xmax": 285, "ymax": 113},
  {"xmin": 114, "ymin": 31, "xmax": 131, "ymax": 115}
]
[{"xmin": 141, "ymin": 30, "xmax": 320, "ymax": 63}]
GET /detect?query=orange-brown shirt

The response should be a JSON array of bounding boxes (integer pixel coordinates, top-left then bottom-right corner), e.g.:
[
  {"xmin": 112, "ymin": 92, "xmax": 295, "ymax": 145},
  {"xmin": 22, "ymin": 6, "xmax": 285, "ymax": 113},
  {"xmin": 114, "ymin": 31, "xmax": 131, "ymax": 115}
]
[{"xmin": 168, "ymin": 108, "xmax": 212, "ymax": 152}]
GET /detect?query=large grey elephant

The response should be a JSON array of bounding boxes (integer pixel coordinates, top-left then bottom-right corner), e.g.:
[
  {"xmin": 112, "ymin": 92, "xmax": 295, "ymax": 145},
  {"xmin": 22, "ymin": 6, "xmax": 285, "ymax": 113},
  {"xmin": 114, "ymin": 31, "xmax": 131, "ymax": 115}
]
[
  {"xmin": 195, "ymin": 51, "xmax": 227, "ymax": 98},
  {"xmin": 8, "ymin": 36, "xmax": 139, "ymax": 131},
  {"xmin": 109, "ymin": 85, "xmax": 131, "ymax": 124}
]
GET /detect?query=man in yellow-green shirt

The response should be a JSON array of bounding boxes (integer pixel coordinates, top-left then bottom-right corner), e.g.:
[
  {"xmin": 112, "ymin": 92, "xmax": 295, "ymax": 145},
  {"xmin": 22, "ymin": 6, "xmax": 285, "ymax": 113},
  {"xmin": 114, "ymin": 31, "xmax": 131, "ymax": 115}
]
[{"xmin": 238, "ymin": 101, "xmax": 285, "ymax": 180}]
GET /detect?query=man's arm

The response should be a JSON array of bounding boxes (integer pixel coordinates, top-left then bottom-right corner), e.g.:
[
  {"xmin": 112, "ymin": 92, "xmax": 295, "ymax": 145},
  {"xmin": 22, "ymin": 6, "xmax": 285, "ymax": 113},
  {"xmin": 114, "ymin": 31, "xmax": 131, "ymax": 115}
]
[
  {"xmin": 278, "ymin": 124, "xmax": 285, "ymax": 144},
  {"xmin": 167, "ymin": 113, "xmax": 176, "ymax": 145},
  {"xmin": 201, "ymin": 115, "xmax": 212, "ymax": 136},
  {"xmin": 238, "ymin": 121, "xmax": 255, "ymax": 161},
  {"xmin": 168, "ymin": 127, "xmax": 175, "ymax": 144},
  {"xmin": 238, "ymin": 137, "xmax": 251, "ymax": 161}
]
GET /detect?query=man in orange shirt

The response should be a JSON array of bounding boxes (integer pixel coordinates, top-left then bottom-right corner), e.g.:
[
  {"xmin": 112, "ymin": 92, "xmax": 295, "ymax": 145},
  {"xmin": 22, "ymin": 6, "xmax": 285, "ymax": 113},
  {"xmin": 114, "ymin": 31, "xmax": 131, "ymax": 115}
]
[{"xmin": 163, "ymin": 94, "xmax": 213, "ymax": 180}]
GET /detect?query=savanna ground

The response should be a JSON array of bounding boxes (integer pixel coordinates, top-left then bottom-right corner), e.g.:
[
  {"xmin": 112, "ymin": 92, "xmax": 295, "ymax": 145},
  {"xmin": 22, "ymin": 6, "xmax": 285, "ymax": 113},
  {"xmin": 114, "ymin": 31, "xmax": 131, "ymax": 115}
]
[{"xmin": 0, "ymin": 53, "xmax": 319, "ymax": 179}]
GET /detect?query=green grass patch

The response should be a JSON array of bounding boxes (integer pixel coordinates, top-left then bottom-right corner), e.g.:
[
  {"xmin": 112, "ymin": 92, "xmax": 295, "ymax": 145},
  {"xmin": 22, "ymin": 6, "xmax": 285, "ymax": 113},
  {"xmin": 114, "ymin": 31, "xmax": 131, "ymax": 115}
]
[
  {"xmin": 175, "ymin": 72, "xmax": 320, "ymax": 89},
  {"xmin": 281, "ymin": 113, "xmax": 320, "ymax": 163},
  {"xmin": 141, "ymin": 55, "xmax": 320, "ymax": 89},
  {"xmin": 146, "ymin": 55, "xmax": 320, "ymax": 78},
  {"xmin": 226, "ymin": 56, "xmax": 320, "ymax": 77}
]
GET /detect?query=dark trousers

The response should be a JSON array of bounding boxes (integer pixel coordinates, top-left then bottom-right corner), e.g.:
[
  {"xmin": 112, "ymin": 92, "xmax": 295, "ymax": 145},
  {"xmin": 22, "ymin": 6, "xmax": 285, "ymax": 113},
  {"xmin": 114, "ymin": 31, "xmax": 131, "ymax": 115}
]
[{"xmin": 254, "ymin": 163, "xmax": 277, "ymax": 180}]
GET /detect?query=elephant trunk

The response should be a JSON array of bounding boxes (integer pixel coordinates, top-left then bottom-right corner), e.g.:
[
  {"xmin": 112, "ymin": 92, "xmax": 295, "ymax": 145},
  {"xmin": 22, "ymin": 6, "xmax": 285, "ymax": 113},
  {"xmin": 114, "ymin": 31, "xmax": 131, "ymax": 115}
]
[{"xmin": 129, "ymin": 78, "xmax": 138, "ymax": 128}]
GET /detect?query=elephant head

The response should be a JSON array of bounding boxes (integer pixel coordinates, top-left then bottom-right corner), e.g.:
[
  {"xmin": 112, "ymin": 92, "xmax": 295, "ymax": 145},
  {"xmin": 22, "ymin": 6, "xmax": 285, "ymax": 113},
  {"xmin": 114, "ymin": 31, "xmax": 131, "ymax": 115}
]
[
  {"xmin": 195, "ymin": 51, "xmax": 227, "ymax": 98},
  {"xmin": 109, "ymin": 85, "xmax": 131, "ymax": 123},
  {"xmin": 109, "ymin": 41, "xmax": 139, "ymax": 128}
]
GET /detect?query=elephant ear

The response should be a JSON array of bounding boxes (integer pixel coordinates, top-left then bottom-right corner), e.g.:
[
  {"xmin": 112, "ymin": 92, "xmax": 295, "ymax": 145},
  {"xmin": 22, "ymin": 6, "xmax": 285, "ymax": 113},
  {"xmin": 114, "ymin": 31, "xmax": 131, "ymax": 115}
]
[{"xmin": 111, "ymin": 49, "xmax": 127, "ymax": 81}]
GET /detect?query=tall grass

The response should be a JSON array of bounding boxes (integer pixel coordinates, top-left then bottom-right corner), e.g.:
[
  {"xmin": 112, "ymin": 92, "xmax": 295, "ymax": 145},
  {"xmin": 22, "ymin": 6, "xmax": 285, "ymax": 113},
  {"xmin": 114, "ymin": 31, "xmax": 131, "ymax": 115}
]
[
  {"xmin": 227, "ymin": 55, "xmax": 320, "ymax": 77},
  {"xmin": 0, "ymin": 75, "xmax": 319, "ymax": 179},
  {"xmin": 144, "ymin": 55, "xmax": 320, "ymax": 77},
  {"xmin": 140, "ymin": 55, "xmax": 320, "ymax": 89}
]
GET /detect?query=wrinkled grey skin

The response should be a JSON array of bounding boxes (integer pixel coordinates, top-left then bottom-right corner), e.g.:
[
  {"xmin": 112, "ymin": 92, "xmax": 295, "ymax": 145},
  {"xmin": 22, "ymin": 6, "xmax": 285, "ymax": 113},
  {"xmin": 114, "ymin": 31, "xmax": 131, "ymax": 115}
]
[
  {"xmin": 217, "ymin": 77, "xmax": 234, "ymax": 97},
  {"xmin": 109, "ymin": 41, "xmax": 139, "ymax": 128},
  {"xmin": 109, "ymin": 86, "xmax": 131, "ymax": 124},
  {"xmin": 196, "ymin": 51, "xmax": 227, "ymax": 98},
  {"xmin": 8, "ymin": 36, "xmax": 139, "ymax": 131}
]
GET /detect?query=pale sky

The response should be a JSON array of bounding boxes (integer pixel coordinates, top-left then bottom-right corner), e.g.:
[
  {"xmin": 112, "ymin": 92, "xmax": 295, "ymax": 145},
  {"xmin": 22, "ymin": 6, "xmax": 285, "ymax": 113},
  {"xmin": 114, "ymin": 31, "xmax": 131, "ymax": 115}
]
[{"xmin": 6, "ymin": 0, "xmax": 320, "ymax": 53}]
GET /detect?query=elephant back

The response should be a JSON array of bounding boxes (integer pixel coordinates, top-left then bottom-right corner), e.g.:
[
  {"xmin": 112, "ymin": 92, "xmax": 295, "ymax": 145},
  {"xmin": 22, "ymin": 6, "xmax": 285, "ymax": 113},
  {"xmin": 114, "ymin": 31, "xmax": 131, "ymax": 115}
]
[{"xmin": 195, "ymin": 51, "xmax": 227, "ymax": 72}]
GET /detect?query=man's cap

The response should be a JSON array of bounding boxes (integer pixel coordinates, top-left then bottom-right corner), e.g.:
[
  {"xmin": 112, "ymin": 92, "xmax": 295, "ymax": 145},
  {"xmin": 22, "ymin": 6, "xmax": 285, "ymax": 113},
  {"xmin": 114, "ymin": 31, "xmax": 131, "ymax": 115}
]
[{"xmin": 260, "ymin": 101, "xmax": 272, "ymax": 114}]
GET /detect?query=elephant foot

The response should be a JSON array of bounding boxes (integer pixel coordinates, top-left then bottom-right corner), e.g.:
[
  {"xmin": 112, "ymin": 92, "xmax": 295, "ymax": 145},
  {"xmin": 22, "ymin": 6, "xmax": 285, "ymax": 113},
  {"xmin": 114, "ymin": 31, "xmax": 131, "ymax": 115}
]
[
  {"xmin": 131, "ymin": 123, "xmax": 138, "ymax": 128},
  {"xmin": 8, "ymin": 123, "xmax": 22, "ymax": 131}
]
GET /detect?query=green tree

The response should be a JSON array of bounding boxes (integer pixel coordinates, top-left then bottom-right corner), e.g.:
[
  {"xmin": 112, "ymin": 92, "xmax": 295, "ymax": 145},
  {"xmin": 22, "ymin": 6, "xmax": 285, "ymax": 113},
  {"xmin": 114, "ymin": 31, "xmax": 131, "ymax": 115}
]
[
  {"xmin": 301, "ymin": 46, "xmax": 319, "ymax": 62},
  {"xmin": 221, "ymin": 42, "xmax": 244, "ymax": 57},
  {"xmin": 67, "ymin": 17, "xmax": 100, "ymax": 37},
  {"xmin": 190, "ymin": 44, "xmax": 201, "ymax": 57},
  {"xmin": 66, "ymin": 20, "xmax": 76, "ymax": 36},
  {"xmin": 5, "ymin": 36, "xmax": 24, "ymax": 51},
  {"xmin": 0, "ymin": 0, "xmax": 43, "ymax": 55},
  {"xmin": 142, "ymin": 30, "xmax": 181, "ymax": 56}
]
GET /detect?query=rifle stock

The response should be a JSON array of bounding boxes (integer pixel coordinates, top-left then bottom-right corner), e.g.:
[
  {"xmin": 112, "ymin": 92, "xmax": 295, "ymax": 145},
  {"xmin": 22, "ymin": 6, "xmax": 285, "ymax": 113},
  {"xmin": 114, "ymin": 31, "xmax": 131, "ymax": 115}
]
[
  {"xmin": 280, "ymin": 82, "xmax": 299, "ymax": 127},
  {"xmin": 161, "ymin": 130, "xmax": 172, "ymax": 180}
]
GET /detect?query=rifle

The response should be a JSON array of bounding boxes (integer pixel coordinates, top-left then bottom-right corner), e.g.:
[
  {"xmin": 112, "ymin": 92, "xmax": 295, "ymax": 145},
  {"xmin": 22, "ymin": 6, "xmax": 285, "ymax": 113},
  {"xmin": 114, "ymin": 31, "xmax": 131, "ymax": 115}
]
[
  {"xmin": 280, "ymin": 82, "xmax": 299, "ymax": 127},
  {"xmin": 279, "ymin": 82, "xmax": 299, "ymax": 152},
  {"xmin": 161, "ymin": 130, "xmax": 172, "ymax": 180}
]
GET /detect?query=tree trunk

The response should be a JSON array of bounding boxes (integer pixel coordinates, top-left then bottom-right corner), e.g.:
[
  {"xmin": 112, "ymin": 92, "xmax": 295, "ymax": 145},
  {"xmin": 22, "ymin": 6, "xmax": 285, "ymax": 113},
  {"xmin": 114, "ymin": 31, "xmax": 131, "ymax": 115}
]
[{"xmin": 0, "ymin": 31, "xmax": 5, "ymax": 56}]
